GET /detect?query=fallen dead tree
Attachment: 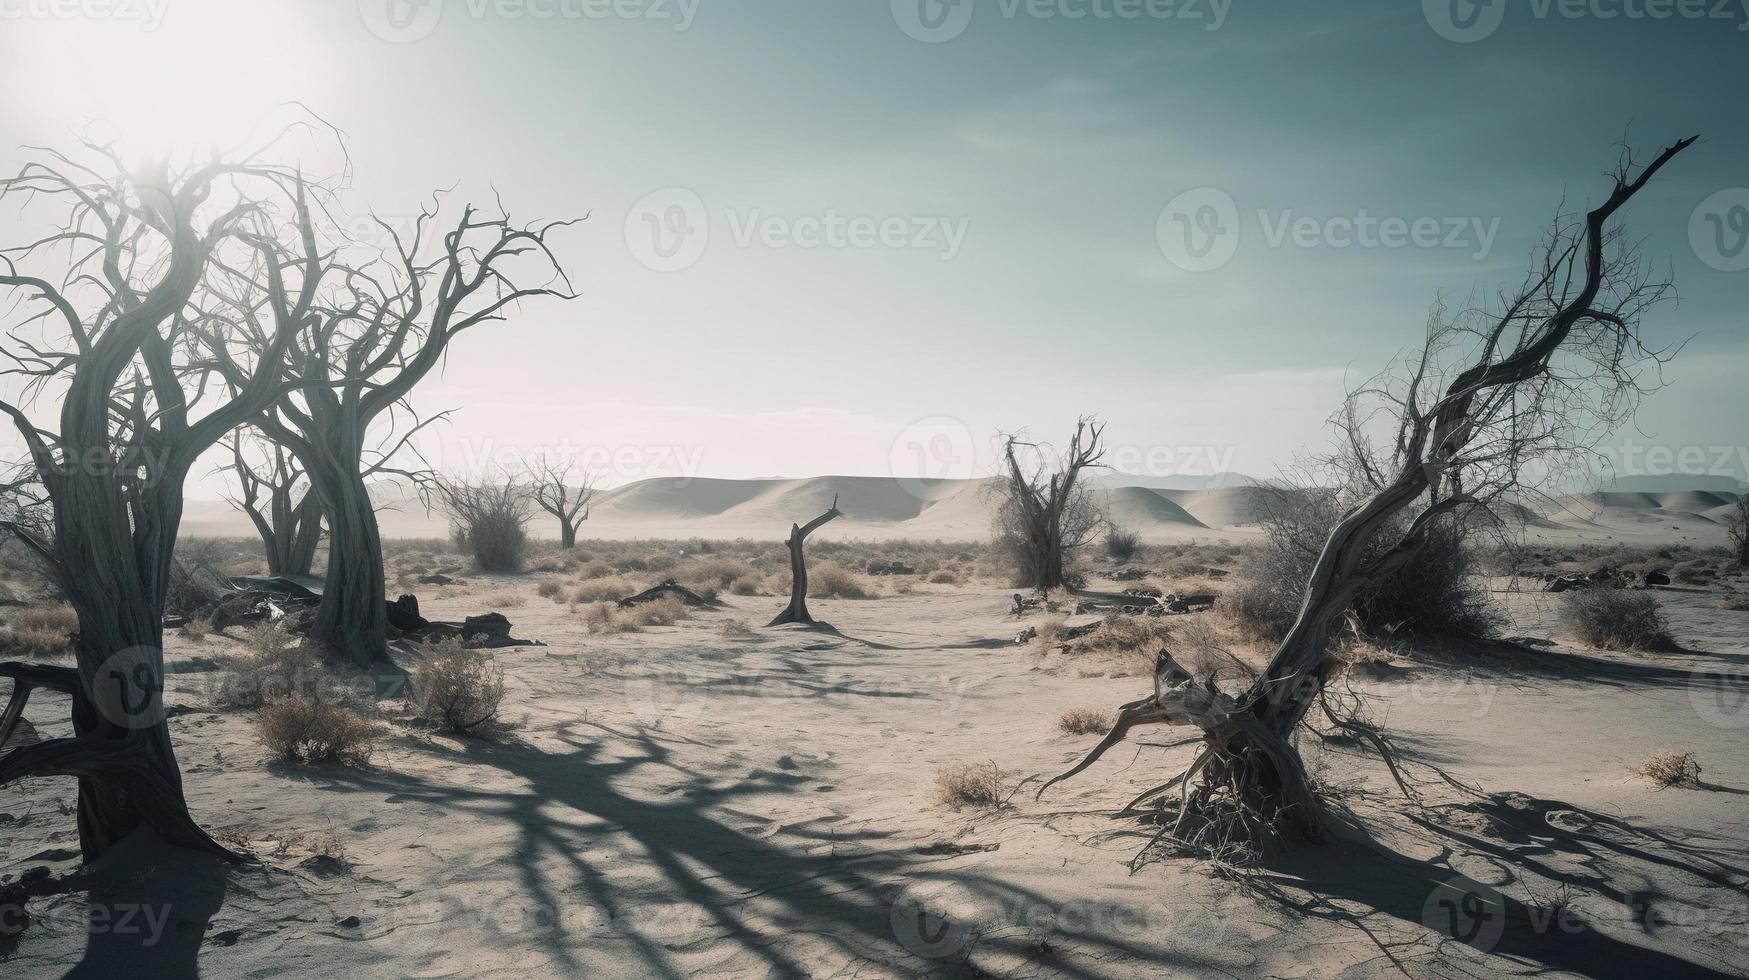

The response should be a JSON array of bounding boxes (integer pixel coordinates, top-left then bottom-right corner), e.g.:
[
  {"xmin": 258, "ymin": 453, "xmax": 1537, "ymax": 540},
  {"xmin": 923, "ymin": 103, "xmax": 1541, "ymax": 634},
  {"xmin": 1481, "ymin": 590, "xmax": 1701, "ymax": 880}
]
[
  {"xmin": 618, "ymin": 580, "xmax": 720, "ymax": 609},
  {"xmin": 1038, "ymin": 137, "xmax": 1696, "ymax": 854}
]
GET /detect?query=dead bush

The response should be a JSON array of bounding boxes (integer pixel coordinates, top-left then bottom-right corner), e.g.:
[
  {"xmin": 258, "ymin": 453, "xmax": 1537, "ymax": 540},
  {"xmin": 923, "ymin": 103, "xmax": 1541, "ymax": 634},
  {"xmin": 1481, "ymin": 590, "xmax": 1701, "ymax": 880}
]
[
  {"xmin": 1056, "ymin": 707, "xmax": 1111, "ymax": 735},
  {"xmin": 1229, "ymin": 493, "xmax": 1501, "ymax": 644},
  {"xmin": 926, "ymin": 569, "xmax": 961, "ymax": 586},
  {"xmin": 212, "ymin": 623, "xmax": 338, "ymax": 711},
  {"xmin": 536, "ymin": 579, "xmax": 565, "ymax": 601},
  {"xmin": 572, "ymin": 577, "xmax": 634, "ymax": 604},
  {"xmin": 1561, "ymin": 588, "xmax": 1677, "ymax": 651},
  {"xmin": 934, "ymin": 762, "xmax": 1008, "ymax": 809},
  {"xmin": 1635, "ymin": 751, "xmax": 1701, "ymax": 788},
  {"xmin": 257, "ymin": 696, "xmax": 379, "ymax": 765},
  {"xmin": 441, "ymin": 479, "xmax": 534, "ymax": 572},
  {"xmin": 717, "ymin": 617, "xmax": 755, "ymax": 638},
  {"xmin": 1103, "ymin": 528, "xmax": 1142, "ymax": 562},
  {"xmin": 579, "ymin": 601, "xmax": 632, "ymax": 634},
  {"xmin": 626, "ymin": 594, "xmax": 690, "ymax": 628},
  {"xmin": 411, "ymin": 639, "xmax": 507, "ymax": 734},
  {"xmin": 809, "ymin": 563, "xmax": 872, "ymax": 599}
]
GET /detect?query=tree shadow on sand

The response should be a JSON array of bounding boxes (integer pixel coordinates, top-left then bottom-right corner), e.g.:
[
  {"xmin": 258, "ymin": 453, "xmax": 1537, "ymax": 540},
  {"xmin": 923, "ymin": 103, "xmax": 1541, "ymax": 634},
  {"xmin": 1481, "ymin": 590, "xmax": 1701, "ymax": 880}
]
[
  {"xmin": 311, "ymin": 722, "xmax": 1224, "ymax": 978},
  {"xmin": 1213, "ymin": 765, "xmax": 1749, "ymax": 979},
  {"xmin": 1, "ymin": 828, "xmax": 229, "ymax": 979}
]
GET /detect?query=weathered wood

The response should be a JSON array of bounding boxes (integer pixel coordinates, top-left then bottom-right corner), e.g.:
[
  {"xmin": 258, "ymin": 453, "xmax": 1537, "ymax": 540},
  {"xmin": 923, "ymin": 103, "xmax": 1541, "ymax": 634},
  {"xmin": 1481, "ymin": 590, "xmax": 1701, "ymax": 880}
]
[{"xmin": 767, "ymin": 496, "xmax": 842, "ymax": 627}]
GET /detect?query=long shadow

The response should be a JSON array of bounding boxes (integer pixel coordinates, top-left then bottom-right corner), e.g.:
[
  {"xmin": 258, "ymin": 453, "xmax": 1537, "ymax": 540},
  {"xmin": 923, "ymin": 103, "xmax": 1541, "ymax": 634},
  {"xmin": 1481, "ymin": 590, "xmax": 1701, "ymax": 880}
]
[
  {"xmin": 3, "ymin": 829, "xmax": 229, "ymax": 979},
  {"xmin": 1237, "ymin": 781, "xmax": 1749, "ymax": 979},
  {"xmin": 314, "ymin": 723, "xmax": 1210, "ymax": 978}
]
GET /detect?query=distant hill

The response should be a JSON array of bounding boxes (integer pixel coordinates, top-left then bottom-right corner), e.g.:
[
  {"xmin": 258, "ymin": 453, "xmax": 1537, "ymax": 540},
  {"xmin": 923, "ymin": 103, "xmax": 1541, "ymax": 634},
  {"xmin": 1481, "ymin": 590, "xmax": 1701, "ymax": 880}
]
[
  {"xmin": 177, "ymin": 472, "xmax": 1737, "ymax": 546},
  {"xmin": 1604, "ymin": 474, "xmax": 1746, "ymax": 494}
]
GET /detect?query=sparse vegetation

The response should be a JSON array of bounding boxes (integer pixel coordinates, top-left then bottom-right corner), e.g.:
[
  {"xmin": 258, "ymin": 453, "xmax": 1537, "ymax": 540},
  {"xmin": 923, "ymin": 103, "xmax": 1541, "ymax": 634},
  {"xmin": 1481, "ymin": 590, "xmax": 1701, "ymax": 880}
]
[
  {"xmin": 411, "ymin": 639, "xmax": 507, "ymax": 734},
  {"xmin": 1562, "ymin": 587, "xmax": 1678, "ymax": 651},
  {"xmin": 0, "ymin": 603, "xmax": 78, "ymax": 659},
  {"xmin": 257, "ymin": 697, "xmax": 380, "ymax": 765},
  {"xmin": 1103, "ymin": 528, "xmax": 1142, "ymax": 563},
  {"xmin": 1636, "ymin": 751, "xmax": 1701, "ymax": 788},
  {"xmin": 934, "ymin": 762, "xmax": 1007, "ymax": 809},
  {"xmin": 1056, "ymin": 707, "xmax": 1111, "ymax": 735},
  {"xmin": 441, "ymin": 479, "xmax": 535, "ymax": 572}
]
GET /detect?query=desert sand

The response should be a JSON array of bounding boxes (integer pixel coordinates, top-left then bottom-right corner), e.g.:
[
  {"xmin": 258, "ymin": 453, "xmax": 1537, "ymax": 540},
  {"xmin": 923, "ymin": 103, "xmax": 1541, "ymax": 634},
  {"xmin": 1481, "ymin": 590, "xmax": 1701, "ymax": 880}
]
[{"xmin": 3, "ymin": 533, "xmax": 1746, "ymax": 979}]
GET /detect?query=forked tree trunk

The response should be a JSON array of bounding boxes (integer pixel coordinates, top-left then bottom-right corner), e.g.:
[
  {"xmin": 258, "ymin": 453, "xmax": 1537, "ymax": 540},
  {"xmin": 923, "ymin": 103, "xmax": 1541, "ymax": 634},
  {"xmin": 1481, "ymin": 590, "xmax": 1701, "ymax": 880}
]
[
  {"xmin": 249, "ymin": 489, "xmax": 322, "ymax": 577},
  {"xmin": 767, "ymin": 496, "xmax": 841, "ymax": 627}
]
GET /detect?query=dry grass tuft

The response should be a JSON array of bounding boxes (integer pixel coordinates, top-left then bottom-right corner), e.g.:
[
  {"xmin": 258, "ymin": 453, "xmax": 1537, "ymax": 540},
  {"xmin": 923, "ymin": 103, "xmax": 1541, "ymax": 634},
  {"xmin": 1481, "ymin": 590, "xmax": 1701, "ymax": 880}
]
[
  {"xmin": 572, "ymin": 577, "xmax": 634, "ymax": 604},
  {"xmin": 1635, "ymin": 751, "xmax": 1701, "ymax": 788},
  {"xmin": 257, "ymin": 696, "xmax": 379, "ymax": 765},
  {"xmin": 808, "ymin": 563, "xmax": 873, "ymax": 599},
  {"xmin": 536, "ymin": 578, "xmax": 566, "ymax": 601},
  {"xmin": 411, "ymin": 638, "xmax": 507, "ymax": 734},
  {"xmin": 1056, "ymin": 707, "xmax": 1112, "ymax": 735},
  {"xmin": 1, "ymin": 603, "xmax": 79, "ymax": 659},
  {"xmin": 934, "ymin": 762, "xmax": 1008, "ymax": 809},
  {"xmin": 717, "ymin": 618, "xmax": 755, "ymax": 638}
]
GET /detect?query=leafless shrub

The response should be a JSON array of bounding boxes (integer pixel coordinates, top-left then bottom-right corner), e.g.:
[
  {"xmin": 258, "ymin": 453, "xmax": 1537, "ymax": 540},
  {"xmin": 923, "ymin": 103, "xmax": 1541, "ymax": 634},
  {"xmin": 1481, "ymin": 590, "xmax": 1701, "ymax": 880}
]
[
  {"xmin": 1228, "ymin": 491, "xmax": 1501, "ymax": 645},
  {"xmin": 411, "ymin": 638, "xmax": 507, "ymax": 734},
  {"xmin": 1561, "ymin": 587, "xmax": 1677, "ymax": 651},
  {"xmin": 212, "ymin": 623, "xmax": 339, "ymax": 711},
  {"xmin": 257, "ymin": 697, "xmax": 379, "ymax": 765},
  {"xmin": 1104, "ymin": 528, "xmax": 1142, "ymax": 562},
  {"xmin": 934, "ymin": 762, "xmax": 1009, "ymax": 809},
  {"xmin": 440, "ymin": 479, "xmax": 534, "ymax": 572},
  {"xmin": 536, "ymin": 579, "xmax": 565, "ymax": 601},
  {"xmin": 1635, "ymin": 751, "xmax": 1701, "ymax": 787}
]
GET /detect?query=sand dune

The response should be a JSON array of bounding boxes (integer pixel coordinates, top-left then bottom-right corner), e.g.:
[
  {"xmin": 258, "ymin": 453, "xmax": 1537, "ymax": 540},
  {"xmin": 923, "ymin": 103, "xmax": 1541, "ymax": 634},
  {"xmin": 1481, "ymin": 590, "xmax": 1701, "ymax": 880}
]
[{"xmin": 177, "ymin": 477, "xmax": 1742, "ymax": 546}]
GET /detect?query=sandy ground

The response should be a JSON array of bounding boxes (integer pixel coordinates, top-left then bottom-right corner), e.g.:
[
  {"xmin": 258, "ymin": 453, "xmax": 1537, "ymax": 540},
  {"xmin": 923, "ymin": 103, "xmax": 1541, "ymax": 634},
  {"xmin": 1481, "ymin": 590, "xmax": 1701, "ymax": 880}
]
[{"xmin": 3, "ymin": 576, "xmax": 1749, "ymax": 978}]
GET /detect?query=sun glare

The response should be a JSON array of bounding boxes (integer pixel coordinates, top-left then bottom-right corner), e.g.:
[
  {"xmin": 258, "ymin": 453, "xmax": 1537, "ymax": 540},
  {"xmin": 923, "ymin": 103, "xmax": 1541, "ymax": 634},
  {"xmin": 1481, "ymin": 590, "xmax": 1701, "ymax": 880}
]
[{"xmin": 13, "ymin": 0, "xmax": 327, "ymax": 160}]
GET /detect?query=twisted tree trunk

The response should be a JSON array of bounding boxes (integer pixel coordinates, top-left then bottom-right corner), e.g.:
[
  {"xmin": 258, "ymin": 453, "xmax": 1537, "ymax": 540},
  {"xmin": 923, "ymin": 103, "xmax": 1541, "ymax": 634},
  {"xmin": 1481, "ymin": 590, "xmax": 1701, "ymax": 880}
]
[
  {"xmin": 309, "ymin": 464, "xmax": 390, "ymax": 666},
  {"xmin": 767, "ymin": 496, "xmax": 841, "ymax": 627}
]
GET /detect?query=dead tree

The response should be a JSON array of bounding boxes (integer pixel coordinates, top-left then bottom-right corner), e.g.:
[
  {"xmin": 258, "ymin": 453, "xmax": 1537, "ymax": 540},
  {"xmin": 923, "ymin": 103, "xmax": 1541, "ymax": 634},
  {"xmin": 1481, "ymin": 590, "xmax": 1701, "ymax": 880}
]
[
  {"xmin": 234, "ymin": 196, "xmax": 578, "ymax": 665},
  {"xmin": 221, "ymin": 430, "xmax": 323, "ymax": 576},
  {"xmin": 0, "ymin": 139, "xmax": 315, "ymax": 860},
  {"xmin": 527, "ymin": 455, "xmax": 596, "ymax": 548},
  {"xmin": 767, "ymin": 495, "xmax": 842, "ymax": 627},
  {"xmin": 1042, "ymin": 137, "xmax": 1697, "ymax": 847},
  {"xmin": 1727, "ymin": 494, "xmax": 1748, "ymax": 568},
  {"xmin": 993, "ymin": 418, "xmax": 1107, "ymax": 591}
]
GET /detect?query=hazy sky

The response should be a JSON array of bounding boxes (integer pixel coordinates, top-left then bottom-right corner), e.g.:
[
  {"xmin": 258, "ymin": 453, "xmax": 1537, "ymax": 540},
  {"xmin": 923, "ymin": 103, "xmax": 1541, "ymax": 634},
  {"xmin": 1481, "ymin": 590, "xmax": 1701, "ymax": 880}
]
[{"xmin": 0, "ymin": 0, "xmax": 1744, "ymax": 493}]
